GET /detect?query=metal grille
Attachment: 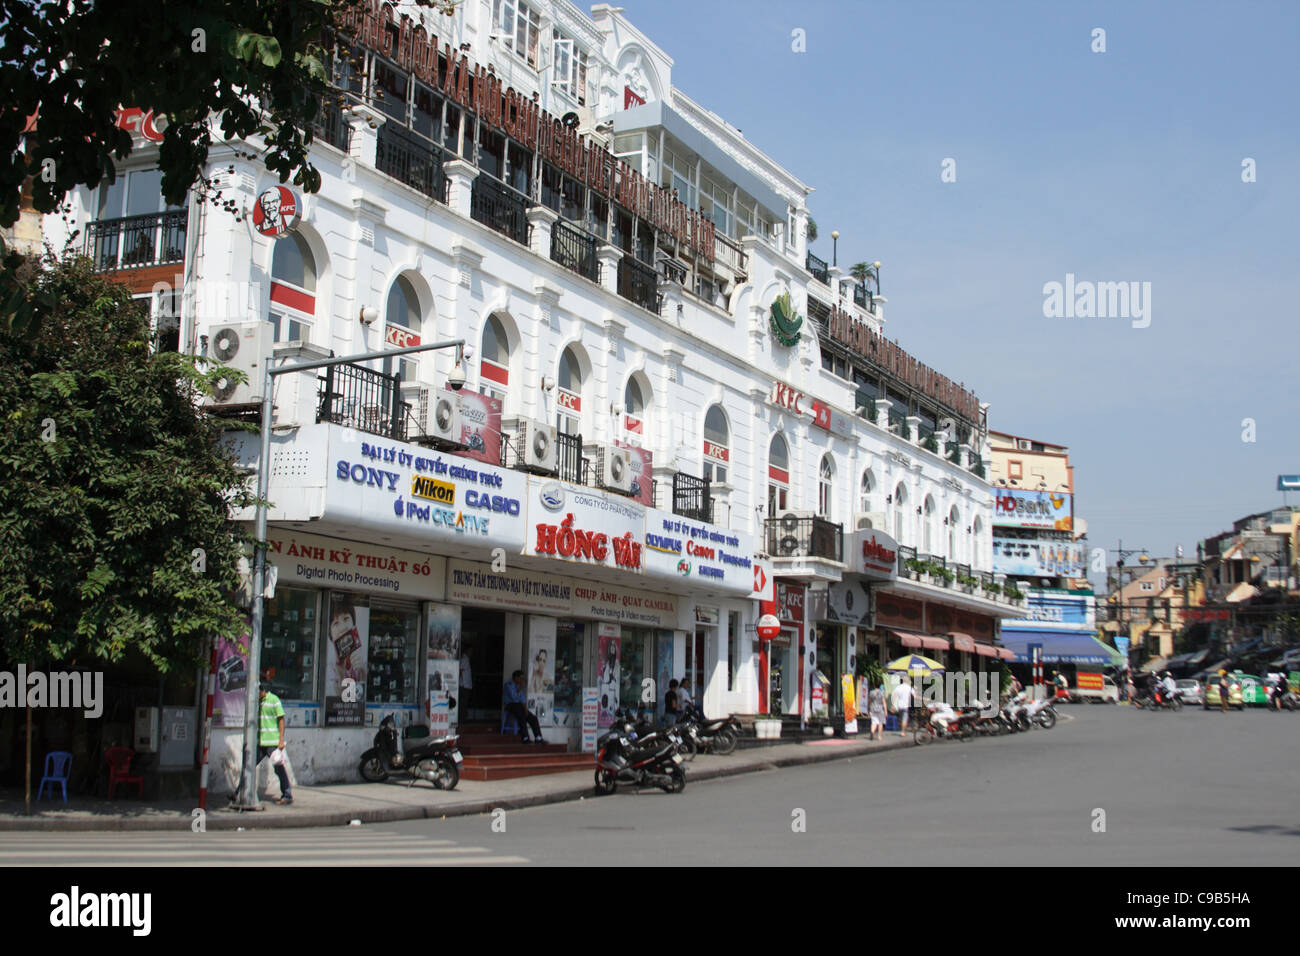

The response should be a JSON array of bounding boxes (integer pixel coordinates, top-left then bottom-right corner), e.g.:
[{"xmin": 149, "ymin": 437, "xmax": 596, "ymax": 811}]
[
  {"xmin": 471, "ymin": 175, "xmax": 530, "ymax": 245},
  {"xmin": 806, "ymin": 251, "xmax": 829, "ymax": 285},
  {"xmin": 551, "ymin": 220, "xmax": 599, "ymax": 282},
  {"xmin": 617, "ymin": 255, "xmax": 660, "ymax": 312},
  {"xmin": 87, "ymin": 211, "xmax": 187, "ymax": 271},
  {"xmin": 765, "ymin": 515, "xmax": 843, "ymax": 562},
  {"xmin": 672, "ymin": 473, "xmax": 712, "ymax": 523},
  {"xmin": 376, "ymin": 123, "xmax": 447, "ymax": 202},
  {"xmin": 556, "ymin": 431, "xmax": 587, "ymax": 485},
  {"xmin": 317, "ymin": 362, "xmax": 408, "ymax": 440}
]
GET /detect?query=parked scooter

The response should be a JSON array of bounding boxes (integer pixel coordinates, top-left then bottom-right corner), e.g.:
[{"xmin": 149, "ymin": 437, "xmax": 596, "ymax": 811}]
[
  {"xmin": 675, "ymin": 711, "xmax": 741, "ymax": 755},
  {"xmin": 595, "ymin": 711, "xmax": 686, "ymax": 794},
  {"xmin": 1025, "ymin": 694, "xmax": 1058, "ymax": 729},
  {"xmin": 1002, "ymin": 692, "xmax": 1032, "ymax": 732},
  {"xmin": 359, "ymin": 714, "xmax": 462, "ymax": 789}
]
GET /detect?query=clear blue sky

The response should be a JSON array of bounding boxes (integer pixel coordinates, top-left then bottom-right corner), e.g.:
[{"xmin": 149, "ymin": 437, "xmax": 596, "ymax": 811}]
[{"xmin": 618, "ymin": 0, "xmax": 1300, "ymax": 572}]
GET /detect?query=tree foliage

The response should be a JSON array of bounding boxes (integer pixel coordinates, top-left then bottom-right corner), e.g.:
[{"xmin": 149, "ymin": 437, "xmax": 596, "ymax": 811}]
[{"xmin": 0, "ymin": 253, "xmax": 254, "ymax": 670}]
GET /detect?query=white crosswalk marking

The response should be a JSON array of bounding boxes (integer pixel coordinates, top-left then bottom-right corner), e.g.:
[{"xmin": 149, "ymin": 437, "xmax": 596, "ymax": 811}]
[{"xmin": 0, "ymin": 831, "xmax": 528, "ymax": 866}]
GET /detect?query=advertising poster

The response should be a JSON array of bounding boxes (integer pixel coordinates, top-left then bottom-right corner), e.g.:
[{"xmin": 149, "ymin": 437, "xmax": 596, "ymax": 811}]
[
  {"xmin": 615, "ymin": 440, "xmax": 653, "ymax": 506},
  {"xmin": 993, "ymin": 536, "xmax": 1085, "ymax": 578},
  {"xmin": 597, "ymin": 624, "xmax": 621, "ymax": 729},
  {"xmin": 426, "ymin": 603, "xmax": 461, "ymax": 736},
  {"xmin": 992, "ymin": 489, "xmax": 1073, "ymax": 531},
  {"xmin": 452, "ymin": 385, "xmax": 502, "ymax": 466},
  {"xmin": 325, "ymin": 592, "xmax": 368, "ymax": 726},
  {"xmin": 527, "ymin": 616, "xmax": 557, "ymax": 727},
  {"xmin": 842, "ymin": 673, "xmax": 858, "ymax": 734},
  {"xmin": 581, "ymin": 687, "xmax": 599, "ymax": 752},
  {"xmin": 213, "ymin": 626, "xmax": 250, "ymax": 728}
]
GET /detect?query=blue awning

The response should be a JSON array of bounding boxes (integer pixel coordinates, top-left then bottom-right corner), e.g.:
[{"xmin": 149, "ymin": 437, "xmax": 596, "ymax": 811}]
[{"xmin": 998, "ymin": 630, "xmax": 1123, "ymax": 666}]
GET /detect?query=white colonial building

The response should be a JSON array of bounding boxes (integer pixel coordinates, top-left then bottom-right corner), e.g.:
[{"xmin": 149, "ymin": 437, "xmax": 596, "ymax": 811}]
[{"xmin": 47, "ymin": 0, "xmax": 1024, "ymax": 787}]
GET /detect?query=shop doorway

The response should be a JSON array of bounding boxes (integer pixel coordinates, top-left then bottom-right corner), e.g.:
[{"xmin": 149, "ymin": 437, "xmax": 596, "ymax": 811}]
[
  {"xmin": 461, "ymin": 607, "xmax": 505, "ymax": 721},
  {"xmin": 814, "ymin": 626, "xmax": 841, "ymax": 716}
]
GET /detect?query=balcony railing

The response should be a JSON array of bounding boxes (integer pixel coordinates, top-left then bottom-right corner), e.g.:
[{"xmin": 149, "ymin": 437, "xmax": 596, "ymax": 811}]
[
  {"xmin": 551, "ymin": 220, "xmax": 600, "ymax": 283},
  {"xmin": 376, "ymin": 123, "xmax": 447, "ymax": 202},
  {"xmin": 87, "ymin": 211, "xmax": 188, "ymax": 272},
  {"xmin": 853, "ymin": 282, "xmax": 870, "ymax": 309},
  {"xmin": 556, "ymin": 431, "xmax": 588, "ymax": 485},
  {"xmin": 318, "ymin": 362, "xmax": 408, "ymax": 440},
  {"xmin": 658, "ymin": 256, "xmax": 688, "ymax": 285},
  {"xmin": 617, "ymin": 255, "xmax": 660, "ymax": 313},
  {"xmin": 766, "ymin": 515, "xmax": 843, "ymax": 563},
  {"xmin": 945, "ymin": 440, "xmax": 962, "ymax": 464},
  {"xmin": 806, "ymin": 250, "xmax": 829, "ymax": 285},
  {"xmin": 312, "ymin": 96, "xmax": 352, "ymax": 152},
  {"xmin": 714, "ymin": 232, "xmax": 747, "ymax": 276},
  {"xmin": 471, "ymin": 175, "xmax": 530, "ymax": 245},
  {"xmin": 672, "ymin": 472, "xmax": 713, "ymax": 524}
]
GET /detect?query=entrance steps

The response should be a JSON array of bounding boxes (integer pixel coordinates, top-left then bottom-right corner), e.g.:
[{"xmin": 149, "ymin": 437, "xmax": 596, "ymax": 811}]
[{"xmin": 453, "ymin": 722, "xmax": 594, "ymax": 781}]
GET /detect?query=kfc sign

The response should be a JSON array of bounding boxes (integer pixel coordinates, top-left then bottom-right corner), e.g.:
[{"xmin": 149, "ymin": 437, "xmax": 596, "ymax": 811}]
[
  {"xmin": 772, "ymin": 381, "xmax": 804, "ymax": 415},
  {"xmin": 776, "ymin": 582, "xmax": 805, "ymax": 626},
  {"xmin": 252, "ymin": 186, "xmax": 301, "ymax": 239},
  {"xmin": 557, "ymin": 389, "xmax": 581, "ymax": 413},
  {"xmin": 704, "ymin": 441, "xmax": 729, "ymax": 462},
  {"xmin": 385, "ymin": 326, "xmax": 421, "ymax": 349}
]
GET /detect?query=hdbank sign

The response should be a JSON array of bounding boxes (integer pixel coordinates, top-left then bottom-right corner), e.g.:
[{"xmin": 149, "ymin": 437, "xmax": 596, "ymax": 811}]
[
  {"xmin": 325, "ymin": 424, "xmax": 528, "ymax": 552},
  {"xmin": 643, "ymin": 508, "xmax": 754, "ymax": 595}
]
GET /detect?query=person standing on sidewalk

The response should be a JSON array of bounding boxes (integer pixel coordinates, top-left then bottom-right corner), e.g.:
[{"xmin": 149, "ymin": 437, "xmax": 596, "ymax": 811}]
[
  {"xmin": 891, "ymin": 677, "xmax": 914, "ymax": 737},
  {"xmin": 258, "ymin": 676, "xmax": 292, "ymax": 806}
]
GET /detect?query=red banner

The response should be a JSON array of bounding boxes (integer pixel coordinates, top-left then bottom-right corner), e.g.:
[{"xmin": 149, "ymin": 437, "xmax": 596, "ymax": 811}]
[{"xmin": 449, "ymin": 386, "xmax": 500, "ymax": 466}]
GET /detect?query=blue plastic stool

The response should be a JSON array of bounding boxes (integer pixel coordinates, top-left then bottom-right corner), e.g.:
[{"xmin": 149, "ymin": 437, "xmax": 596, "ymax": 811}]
[
  {"xmin": 500, "ymin": 711, "xmax": 519, "ymax": 735},
  {"xmin": 38, "ymin": 751, "xmax": 73, "ymax": 803},
  {"xmin": 884, "ymin": 715, "xmax": 900, "ymax": 732}
]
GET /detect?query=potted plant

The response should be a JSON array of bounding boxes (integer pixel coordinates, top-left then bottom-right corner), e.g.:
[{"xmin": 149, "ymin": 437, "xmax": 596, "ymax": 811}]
[
  {"xmin": 982, "ymin": 581, "xmax": 1003, "ymax": 597},
  {"xmin": 904, "ymin": 557, "xmax": 926, "ymax": 580},
  {"xmin": 958, "ymin": 573, "xmax": 980, "ymax": 593},
  {"xmin": 755, "ymin": 713, "xmax": 783, "ymax": 739}
]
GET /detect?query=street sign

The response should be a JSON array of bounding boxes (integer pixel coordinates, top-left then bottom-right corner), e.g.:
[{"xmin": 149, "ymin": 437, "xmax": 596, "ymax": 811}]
[
  {"xmin": 756, "ymin": 614, "xmax": 781, "ymax": 641},
  {"xmin": 1278, "ymin": 475, "xmax": 1300, "ymax": 491}
]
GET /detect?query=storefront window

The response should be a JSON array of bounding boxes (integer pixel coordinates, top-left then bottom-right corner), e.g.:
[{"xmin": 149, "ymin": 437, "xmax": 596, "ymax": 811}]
[
  {"xmin": 366, "ymin": 601, "xmax": 420, "ymax": 705},
  {"xmin": 554, "ymin": 621, "xmax": 584, "ymax": 715},
  {"xmin": 263, "ymin": 588, "xmax": 318, "ymax": 700},
  {"xmin": 619, "ymin": 629, "xmax": 649, "ymax": 717}
]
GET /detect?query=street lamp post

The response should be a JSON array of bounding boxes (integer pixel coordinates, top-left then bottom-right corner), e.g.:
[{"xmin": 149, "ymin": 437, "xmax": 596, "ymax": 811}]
[
  {"xmin": 231, "ymin": 337, "xmax": 466, "ymax": 810},
  {"xmin": 1113, "ymin": 540, "xmax": 1150, "ymax": 671}
]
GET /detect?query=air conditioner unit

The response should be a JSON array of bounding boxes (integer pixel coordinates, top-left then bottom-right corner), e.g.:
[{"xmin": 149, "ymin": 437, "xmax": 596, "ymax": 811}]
[
  {"xmin": 774, "ymin": 510, "xmax": 814, "ymax": 556},
  {"xmin": 515, "ymin": 418, "xmax": 558, "ymax": 474},
  {"xmin": 596, "ymin": 444, "xmax": 635, "ymax": 495},
  {"xmin": 407, "ymin": 387, "xmax": 462, "ymax": 445},
  {"xmin": 855, "ymin": 512, "xmax": 885, "ymax": 531},
  {"xmin": 1017, "ymin": 439, "xmax": 1033, "ymax": 451},
  {"xmin": 207, "ymin": 322, "xmax": 273, "ymax": 406}
]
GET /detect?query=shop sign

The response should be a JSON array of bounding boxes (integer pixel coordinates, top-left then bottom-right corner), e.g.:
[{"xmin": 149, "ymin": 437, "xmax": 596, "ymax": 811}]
[
  {"xmin": 525, "ymin": 479, "xmax": 645, "ymax": 572},
  {"xmin": 1003, "ymin": 589, "xmax": 1094, "ymax": 628},
  {"xmin": 581, "ymin": 687, "xmax": 599, "ymax": 752},
  {"xmin": 993, "ymin": 489, "xmax": 1073, "ymax": 531},
  {"xmin": 572, "ymin": 582, "xmax": 678, "ymax": 628},
  {"xmin": 642, "ymin": 510, "xmax": 754, "ymax": 594},
  {"xmin": 810, "ymin": 399, "xmax": 853, "ymax": 438},
  {"xmin": 446, "ymin": 559, "xmax": 572, "ymax": 615},
  {"xmin": 851, "ymin": 529, "xmax": 900, "ymax": 581},
  {"xmin": 265, "ymin": 529, "xmax": 446, "ymax": 601},
  {"xmin": 756, "ymin": 614, "xmax": 781, "ymax": 640},
  {"xmin": 385, "ymin": 325, "xmax": 420, "ymax": 349},
  {"xmin": 769, "ymin": 291, "xmax": 803, "ymax": 347},
  {"xmin": 826, "ymin": 579, "xmax": 874, "ymax": 628},
  {"xmin": 326, "ymin": 425, "xmax": 528, "ymax": 551},
  {"xmin": 772, "ymin": 381, "xmax": 805, "ymax": 414},
  {"xmin": 252, "ymin": 186, "xmax": 302, "ymax": 239},
  {"xmin": 753, "ymin": 560, "xmax": 774, "ymax": 603},
  {"xmin": 777, "ymin": 582, "xmax": 805, "ymax": 627},
  {"xmin": 993, "ymin": 535, "xmax": 1084, "ymax": 577}
]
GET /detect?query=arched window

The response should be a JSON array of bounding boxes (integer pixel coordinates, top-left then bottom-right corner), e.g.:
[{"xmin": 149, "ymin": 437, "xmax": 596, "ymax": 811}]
[
  {"xmin": 703, "ymin": 405, "xmax": 729, "ymax": 484},
  {"xmin": 818, "ymin": 455, "xmax": 835, "ymax": 520},
  {"xmin": 767, "ymin": 433, "xmax": 790, "ymax": 516},
  {"xmin": 480, "ymin": 314, "xmax": 510, "ymax": 403},
  {"xmin": 382, "ymin": 276, "xmax": 421, "ymax": 381},
  {"xmin": 859, "ymin": 469, "xmax": 875, "ymax": 517},
  {"xmin": 556, "ymin": 346, "xmax": 583, "ymax": 435},
  {"xmin": 893, "ymin": 483, "xmax": 908, "ymax": 542},
  {"xmin": 923, "ymin": 496, "xmax": 936, "ymax": 554},
  {"xmin": 623, "ymin": 376, "xmax": 646, "ymax": 445},
  {"xmin": 268, "ymin": 232, "xmax": 316, "ymax": 343}
]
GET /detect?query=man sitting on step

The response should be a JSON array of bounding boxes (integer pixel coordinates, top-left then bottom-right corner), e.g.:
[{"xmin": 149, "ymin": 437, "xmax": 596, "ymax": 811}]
[{"xmin": 504, "ymin": 670, "xmax": 544, "ymax": 744}]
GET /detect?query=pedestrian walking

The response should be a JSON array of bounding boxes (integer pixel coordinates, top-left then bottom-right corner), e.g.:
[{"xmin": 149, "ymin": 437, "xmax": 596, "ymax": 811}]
[
  {"xmin": 891, "ymin": 677, "xmax": 914, "ymax": 737},
  {"xmin": 868, "ymin": 683, "xmax": 886, "ymax": 740},
  {"xmin": 257, "ymin": 675, "xmax": 292, "ymax": 805},
  {"xmin": 1217, "ymin": 670, "xmax": 1230, "ymax": 712}
]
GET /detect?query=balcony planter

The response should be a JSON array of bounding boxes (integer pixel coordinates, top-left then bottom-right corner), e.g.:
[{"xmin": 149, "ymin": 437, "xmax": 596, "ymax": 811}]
[
  {"xmin": 755, "ymin": 718, "xmax": 782, "ymax": 739},
  {"xmin": 904, "ymin": 558, "xmax": 926, "ymax": 580},
  {"xmin": 922, "ymin": 436, "xmax": 939, "ymax": 453}
]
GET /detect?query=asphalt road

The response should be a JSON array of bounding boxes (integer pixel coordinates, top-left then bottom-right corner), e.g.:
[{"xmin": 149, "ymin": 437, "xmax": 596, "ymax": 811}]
[{"xmin": 389, "ymin": 702, "xmax": 1300, "ymax": 866}]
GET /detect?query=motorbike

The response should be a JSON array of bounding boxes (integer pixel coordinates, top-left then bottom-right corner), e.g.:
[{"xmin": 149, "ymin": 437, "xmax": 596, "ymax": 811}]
[
  {"xmin": 1002, "ymin": 692, "xmax": 1032, "ymax": 732},
  {"xmin": 674, "ymin": 711, "xmax": 741, "ymax": 755},
  {"xmin": 1025, "ymin": 694, "xmax": 1058, "ymax": 729},
  {"xmin": 594, "ymin": 711, "xmax": 686, "ymax": 794},
  {"xmin": 1139, "ymin": 686, "xmax": 1182, "ymax": 711},
  {"xmin": 359, "ymin": 715, "xmax": 462, "ymax": 789}
]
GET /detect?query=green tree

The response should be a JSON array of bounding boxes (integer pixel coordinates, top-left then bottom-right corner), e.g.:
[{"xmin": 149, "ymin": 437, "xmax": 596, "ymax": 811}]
[
  {"xmin": 850, "ymin": 261, "xmax": 879, "ymax": 294},
  {"xmin": 0, "ymin": 253, "xmax": 253, "ymax": 671},
  {"xmin": 806, "ymin": 216, "xmax": 818, "ymax": 244}
]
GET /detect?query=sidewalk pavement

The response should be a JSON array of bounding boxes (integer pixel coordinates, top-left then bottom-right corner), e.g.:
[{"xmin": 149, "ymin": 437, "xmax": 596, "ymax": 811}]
[{"xmin": 0, "ymin": 732, "xmax": 915, "ymax": 832}]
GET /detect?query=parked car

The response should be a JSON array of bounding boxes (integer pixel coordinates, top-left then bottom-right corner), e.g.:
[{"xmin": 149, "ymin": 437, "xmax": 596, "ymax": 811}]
[
  {"xmin": 1234, "ymin": 673, "xmax": 1269, "ymax": 706},
  {"xmin": 1175, "ymin": 679, "xmax": 1204, "ymax": 705},
  {"xmin": 1204, "ymin": 675, "xmax": 1244, "ymax": 710}
]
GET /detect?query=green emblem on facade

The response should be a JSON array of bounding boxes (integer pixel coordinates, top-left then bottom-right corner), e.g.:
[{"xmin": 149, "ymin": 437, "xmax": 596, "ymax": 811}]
[{"xmin": 769, "ymin": 291, "xmax": 802, "ymax": 347}]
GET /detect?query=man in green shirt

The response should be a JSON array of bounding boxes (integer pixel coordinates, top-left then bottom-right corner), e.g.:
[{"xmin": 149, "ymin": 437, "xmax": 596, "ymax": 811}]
[{"xmin": 258, "ymin": 675, "xmax": 292, "ymax": 805}]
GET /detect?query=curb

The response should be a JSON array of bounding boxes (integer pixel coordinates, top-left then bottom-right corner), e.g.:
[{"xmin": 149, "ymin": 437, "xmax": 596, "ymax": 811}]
[{"xmin": 0, "ymin": 737, "xmax": 918, "ymax": 833}]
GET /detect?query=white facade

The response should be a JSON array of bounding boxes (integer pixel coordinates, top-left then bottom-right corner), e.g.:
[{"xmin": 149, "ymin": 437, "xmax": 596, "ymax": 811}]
[{"xmin": 47, "ymin": 0, "xmax": 1012, "ymax": 786}]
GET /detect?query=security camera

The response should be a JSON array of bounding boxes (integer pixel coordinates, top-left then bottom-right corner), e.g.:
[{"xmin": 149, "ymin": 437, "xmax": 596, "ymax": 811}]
[{"xmin": 448, "ymin": 363, "xmax": 465, "ymax": 391}]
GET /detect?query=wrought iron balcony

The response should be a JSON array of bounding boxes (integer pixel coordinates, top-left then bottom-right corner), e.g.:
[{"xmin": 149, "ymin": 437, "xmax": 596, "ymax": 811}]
[
  {"xmin": 376, "ymin": 123, "xmax": 447, "ymax": 202},
  {"xmin": 312, "ymin": 96, "xmax": 352, "ymax": 152},
  {"xmin": 766, "ymin": 515, "xmax": 843, "ymax": 562},
  {"xmin": 87, "ymin": 211, "xmax": 188, "ymax": 272},
  {"xmin": 806, "ymin": 250, "xmax": 829, "ymax": 285},
  {"xmin": 853, "ymin": 282, "xmax": 870, "ymax": 309},
  {"xmin": 617, "ymin": 255, "xmax": 660, "ymax": 313},
  {"xmin": 551, "ymin": 220, "xmax": 600, "ymax": 283},
  {"xmin": 471, "ymin": 175, "xmax": 530, "ymax": 245},
  {"xmin": 556, "ymin": 431, "xmax": 588, "ymax": 485},
  {"xmin": 672, "ymin": 472, "xmax": 713, "ymax": 524},
  {"xmin": 318, "ymin": 362, "xmax": 409, "ymax": 440}
]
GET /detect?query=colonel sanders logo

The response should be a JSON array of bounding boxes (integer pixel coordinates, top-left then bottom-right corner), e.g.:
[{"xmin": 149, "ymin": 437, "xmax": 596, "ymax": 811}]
[{"xmin": 252, "ymin": 186, "xmax": 301, "ymax": 238}]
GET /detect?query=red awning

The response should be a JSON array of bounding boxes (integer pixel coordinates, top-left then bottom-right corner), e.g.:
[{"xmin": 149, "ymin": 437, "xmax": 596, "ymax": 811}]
[
  {"xmin": 973, "ymin": 643, "xmax": 997, "ymax": 657},
  {"xmin": 949, "ymin": 632, "xmax": 975, "ymax": 653},
  {"xmin": 891, "ymin": 630, "xmax": 947, "ymax": 651},
  {"xmin": 997, "ymin": 647, "xmax": 1016, "ymax": 661}
]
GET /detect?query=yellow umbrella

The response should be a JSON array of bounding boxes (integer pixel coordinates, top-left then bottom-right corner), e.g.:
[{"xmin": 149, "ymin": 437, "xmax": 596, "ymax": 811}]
[{"xmin": 886, "ymin": 654, "xmax": 944, "ymax": 676}]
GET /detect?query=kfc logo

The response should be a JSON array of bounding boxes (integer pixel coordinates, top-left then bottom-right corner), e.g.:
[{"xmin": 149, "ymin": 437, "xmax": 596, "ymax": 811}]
[{"xmin": 252, "ymin": 186, "xmax": 301, "ymax": 239}]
